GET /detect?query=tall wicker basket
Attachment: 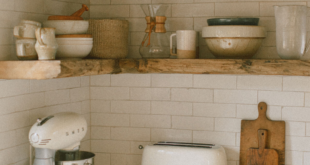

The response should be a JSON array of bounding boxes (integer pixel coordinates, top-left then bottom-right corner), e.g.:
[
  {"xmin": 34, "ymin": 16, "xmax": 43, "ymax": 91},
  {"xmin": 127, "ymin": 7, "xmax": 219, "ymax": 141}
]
[{"xmin": 87, "ymin": 19, "xmax": 129, "ymax": 59}]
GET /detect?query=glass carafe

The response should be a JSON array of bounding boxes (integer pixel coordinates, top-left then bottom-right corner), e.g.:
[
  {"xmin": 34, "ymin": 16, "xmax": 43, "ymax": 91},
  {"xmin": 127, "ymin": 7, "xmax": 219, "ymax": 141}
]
[
  {"xmin": 140, "ymin": 4, "xmax": 170, "ymax": 58},
  {"xmin": 274, "ymin": 5, "xmax": 310, "ymax": 59}
]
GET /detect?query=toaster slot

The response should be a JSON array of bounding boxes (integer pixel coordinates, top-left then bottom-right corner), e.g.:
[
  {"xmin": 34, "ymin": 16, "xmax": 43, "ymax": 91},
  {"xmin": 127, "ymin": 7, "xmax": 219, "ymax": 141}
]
[{"xmin": 155, "ymin": 142, "xmax": 215, "ymax": 148}]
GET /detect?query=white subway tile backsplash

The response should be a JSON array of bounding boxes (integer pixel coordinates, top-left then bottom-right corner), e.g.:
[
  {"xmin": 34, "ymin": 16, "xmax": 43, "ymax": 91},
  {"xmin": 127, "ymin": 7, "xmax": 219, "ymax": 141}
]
[
  {"xmin": 286, "ymin": 136, "xmax": 310, "ymax": 152},
  {"xmin": 151, "ymin": 101, "xmax": 192, "ymax": 115},
  {"xmin": 131, "ymin": 115, "xmax": 171, "ymax": 128},
  {"xmin": 215, "ymin": 2, "xmax": 259, "ymax": 17},
  {"xmin": 90, "ymin": 5, "xmax": 129, "ymax": 18},
  {"xmin": 131, "ymin": 141, "xmax": 153, "ymax": 154},
  {"xmin": 193, "ymin": 103, "xmax": 236, "ymax": 118},
  {"xmin": 284, "ymin": 76, "xmax": 310, "ymax": 92},
  {"xmin": 91, "ymin": 100, "xmax": 110, "ymax": 113},
  {"xmin": 224, "ymin": 146, "xmax": 239, "ymax": 161},
  {"xmin": 166, "ymin": 18, "xmax": 194, "ymax": 31},
  {"xmin": 91, "ymin": 87, "xmax": 129, "ymax": 100},
  {"xmin": 130, "ymin": 88, "xmax": 170, "ymax": 101},
  {"xmin": 237, "ymin": 75, "xmax": 282, "ymax": 91},
  {"xmin": 91, "ymin": 127, "xmax": 111, "ymax": 139},
  {"xmin": 91, "ymin": 113, "xmax": 130, "ymax": 126},
  {"xmin": 193, "ymin": 131, "xmax": 236, "ymax": 146},
  {"xmin": 285, "ymin": 151, "xmax": 303, "ymax": 165},
  {"xmin": 92, "ymin": 140, "xmax": 131, "ymax": 153},
  {"xmin": 172, "ymin": 116, "xmax": 214, "ymax": 131},
  {"xmin": 214, "ymin": 89, "xmax": 257, "ymax": 104},
  {"xmin": 152, "ymin": 74, "xmax": 192, "ymax": 87},
  {"xmin": 111, "ymin": 101, "xmax": 150, "ymax": 114},
  {"xmin": 111, "ymin": 154, "xmax": 142, "ymax": 165},
  {"xmin": 172, "ymin": 4, "xmax": 214, "ymax": 17},
  {"xmin": 194, "ymin": 75, "xmax": 236, "ymax": 89},
  {"xmin": 70, "ymin": 87, "xmax": 89, "ymax": 102},
  {"xmin": 258, "ymin": 91, "xmax": 304, "ymax": 107},
  {"xmin": 45, "ymin": 89, "xmax": 71, "ymax": 106},
  {"xmin": 306, "ymin": 123, "xmax": 310, "ymax": 136},
  {"xmin": 151, "ymin": 128, "xmax": 192, "ymax": 142},
  {"xmin": 171, "ymin": 88, "xmax": 213, "ymax": 103},
  {"xmin": 286, "ymin": 122, "xmax": 305, "ymax": 136},
  {"xmin": 215, "ymin": 118, "xmax": 241, "ymax": 133},
  {"xmin": 283, "ymin": 107, "xmax": 310, "ymax": 122},
  {"xmin": 0, "ymin": 130, "xmax": 15, "ymax": 150},
  {"xmin": 111, "ymin": 74, "xmax": 151, "ymax": 87},
  {"xmin": 91, "ymin": 75, "xmax": 111, "ymax": 86},
  {"xmin": 112, "ymin": 0, "xmax": 151, "ymax": 4},
  {"xmin": 236, "ymin": 104, "xmax": 281, "ymax": 120},
  {"xmin": 111, "ymin": 127, "xmax": 150, "ymax": 141},
  {"xmin": 260, "ymin": 2, "xmax": 306, "ymax": 17}
]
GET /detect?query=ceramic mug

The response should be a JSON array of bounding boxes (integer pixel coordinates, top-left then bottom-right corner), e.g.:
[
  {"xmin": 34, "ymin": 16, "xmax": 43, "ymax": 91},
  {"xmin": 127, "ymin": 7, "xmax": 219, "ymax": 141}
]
[
  {"xmin": 170, "ymin": 30, "xmax": 198, "ymax": 59},
  {"xmin": 14, "ymin": 20, "xmax": 42, "ymax": 39},
  {"xmin": 16, "ymin": 39, "xmax": 38, "ymax": 60},
  {"xmin": 35, "ymin": 28, "xmax": 58, "ymax": 60}
]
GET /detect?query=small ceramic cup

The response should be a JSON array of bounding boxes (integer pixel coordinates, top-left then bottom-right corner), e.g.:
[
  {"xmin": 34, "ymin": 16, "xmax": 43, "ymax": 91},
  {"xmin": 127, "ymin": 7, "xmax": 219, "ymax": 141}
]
[
  {"xmin": 35, "ymin": 28, "xmax": 58, "ymax": 60},
  {"xmin": 16, "ymin": 39, "xmax": 38, "ymax": 60},
  {"xmin": 14, "ymin": 20, "xmax": 42, "ymax": 39},
  {"xmin": 170, "ymin": 30, "xmax": 198, "ymax": 59}
]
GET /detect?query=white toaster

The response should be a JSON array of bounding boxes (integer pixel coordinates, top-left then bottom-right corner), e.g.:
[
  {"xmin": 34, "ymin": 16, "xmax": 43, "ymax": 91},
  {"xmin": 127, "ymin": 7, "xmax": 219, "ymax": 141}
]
[{"xmin": 141, "ymin": 142, "xmax": 227, "ymax": 165}]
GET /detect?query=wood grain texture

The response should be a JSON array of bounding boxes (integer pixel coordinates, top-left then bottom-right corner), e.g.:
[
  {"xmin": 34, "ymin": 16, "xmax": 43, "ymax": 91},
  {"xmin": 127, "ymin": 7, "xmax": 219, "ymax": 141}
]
[
  {"xmin": 247, "ymin": 130, "xmax": 278, "ymax": 165},
  {"xmin": 240, "ymin": 102, "xmax": 285, "ymax": 165},
  {"xmin": 2, "ymin": 59, "xmax": 310, "ymax": 80},
  {"xmin": 0, "ymin": 61, "xmax": 61, "ymax": 80},
  {"xmin": 119, "ymin": 59, "xmax": 310, "ymax": 76}
]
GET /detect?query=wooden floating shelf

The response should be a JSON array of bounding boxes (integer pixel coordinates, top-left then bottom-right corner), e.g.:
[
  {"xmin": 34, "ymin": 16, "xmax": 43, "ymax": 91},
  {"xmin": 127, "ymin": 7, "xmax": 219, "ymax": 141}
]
[{"xmin": 0, "ymin": 59, "xmax": 310, "ymax": 80}]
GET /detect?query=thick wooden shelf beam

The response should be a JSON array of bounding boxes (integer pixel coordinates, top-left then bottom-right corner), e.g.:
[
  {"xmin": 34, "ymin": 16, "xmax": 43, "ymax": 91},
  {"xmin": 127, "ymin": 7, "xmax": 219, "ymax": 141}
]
[{"xmin": 0, "ymin": 59, "xmax": 310, "ymax": 80}]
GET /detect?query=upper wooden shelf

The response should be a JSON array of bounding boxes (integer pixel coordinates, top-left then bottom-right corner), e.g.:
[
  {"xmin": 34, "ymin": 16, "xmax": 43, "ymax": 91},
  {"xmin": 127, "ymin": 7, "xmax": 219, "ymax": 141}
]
[{"xmin": 1, "ymin": 59, "xmax": 310, "ymax": 80}]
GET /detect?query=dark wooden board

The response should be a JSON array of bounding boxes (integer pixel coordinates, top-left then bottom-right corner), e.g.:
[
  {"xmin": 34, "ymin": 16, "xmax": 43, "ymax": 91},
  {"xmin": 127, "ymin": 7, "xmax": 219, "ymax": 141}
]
[{"xmin": 240, "ymin": 102, "xmax": 285, "ymax": 165}]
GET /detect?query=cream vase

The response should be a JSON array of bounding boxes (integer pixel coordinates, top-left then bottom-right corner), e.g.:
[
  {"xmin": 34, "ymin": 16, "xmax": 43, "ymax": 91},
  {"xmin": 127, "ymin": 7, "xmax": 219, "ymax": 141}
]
[{"xmin": 35, "ymin": 28, "xmax": 58, "ymax": 60}]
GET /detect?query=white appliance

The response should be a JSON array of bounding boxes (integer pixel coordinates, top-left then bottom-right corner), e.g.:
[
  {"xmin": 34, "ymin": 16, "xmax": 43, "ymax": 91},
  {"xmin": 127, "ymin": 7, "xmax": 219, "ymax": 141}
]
[
  {"xmin": 142, "ymin": 142, "xmax": 227, "ymax": 165},
  {"xmin": 29, "ymin": 112, "xmax": 91, "ymax": 165}
]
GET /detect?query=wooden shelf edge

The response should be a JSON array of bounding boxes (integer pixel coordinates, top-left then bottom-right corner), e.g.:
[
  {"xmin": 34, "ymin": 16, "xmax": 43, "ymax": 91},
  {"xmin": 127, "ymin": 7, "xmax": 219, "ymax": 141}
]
[{"xmin": 1, "ymin": 59, "xmax": 310, "ymax": 80}]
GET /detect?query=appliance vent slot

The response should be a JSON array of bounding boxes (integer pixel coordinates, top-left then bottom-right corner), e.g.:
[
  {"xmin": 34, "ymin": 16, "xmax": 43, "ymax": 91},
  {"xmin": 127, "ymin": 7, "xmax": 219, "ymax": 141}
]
[{"xmin": 154, "ymin": 142, "xmax": 215, "ymax": 148}]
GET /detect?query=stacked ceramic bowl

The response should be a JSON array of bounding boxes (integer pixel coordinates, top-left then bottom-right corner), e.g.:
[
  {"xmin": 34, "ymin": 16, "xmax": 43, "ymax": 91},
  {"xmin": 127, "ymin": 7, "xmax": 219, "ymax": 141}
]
[
  {"xmin": 202, "ymin": 18, "xmax": 266, "ymax": 59},
  {"xmin": 43, "ymin": 20, "xmax": 93, "ymax": 59}
]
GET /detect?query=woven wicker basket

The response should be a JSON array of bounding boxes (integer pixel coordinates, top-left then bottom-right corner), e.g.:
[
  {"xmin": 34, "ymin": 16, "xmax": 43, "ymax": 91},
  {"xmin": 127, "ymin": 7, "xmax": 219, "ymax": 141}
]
[{"xmin": 87, "ymin": 19, "xmax": 129, "ymax": 59}]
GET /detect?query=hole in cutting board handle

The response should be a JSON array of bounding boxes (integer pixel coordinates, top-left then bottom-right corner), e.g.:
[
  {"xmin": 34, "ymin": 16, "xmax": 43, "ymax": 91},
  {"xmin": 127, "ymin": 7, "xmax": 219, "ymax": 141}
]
[{"xmin": 262, "ymin": 133, "xmax": 264, "ymax": 135}]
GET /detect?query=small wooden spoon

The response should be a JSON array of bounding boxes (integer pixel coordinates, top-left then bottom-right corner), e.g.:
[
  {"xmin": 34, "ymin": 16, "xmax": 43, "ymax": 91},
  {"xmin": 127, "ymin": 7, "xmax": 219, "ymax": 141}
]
[{"xmin": 48, "ymin": 4, "xmax": 89, "ymax": 20}]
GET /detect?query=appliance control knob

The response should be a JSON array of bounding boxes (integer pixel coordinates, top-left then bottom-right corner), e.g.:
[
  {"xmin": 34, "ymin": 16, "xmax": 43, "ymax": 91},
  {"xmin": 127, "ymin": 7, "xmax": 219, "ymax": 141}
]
[{"xmin": 30, "ymin": 133, "xmax": 39, "ymax": 143}]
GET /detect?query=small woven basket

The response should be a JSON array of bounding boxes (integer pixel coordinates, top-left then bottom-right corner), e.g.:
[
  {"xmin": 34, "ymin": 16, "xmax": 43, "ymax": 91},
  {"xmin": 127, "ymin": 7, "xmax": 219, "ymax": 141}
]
[{"xmin": 87, "ymin": 19, "xmax": 129, "ymax": 59}]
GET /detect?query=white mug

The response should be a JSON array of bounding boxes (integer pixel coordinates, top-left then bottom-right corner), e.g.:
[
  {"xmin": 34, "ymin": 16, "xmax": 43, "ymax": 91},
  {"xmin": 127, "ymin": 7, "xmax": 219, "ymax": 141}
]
[
  {"xmin": 16, "ymin": 39, "xmax": 38, "ymax": 60},
  {"xmin": 14, "ymin": 20, "xmax": 42, "ymax": 39},
  {"xmin": 35, "ymin": 28, "xmax": 58, "ymax": 60},
  {"xmin": 170, "ymin": 30, "xmax": 198, "ymax": 59}
]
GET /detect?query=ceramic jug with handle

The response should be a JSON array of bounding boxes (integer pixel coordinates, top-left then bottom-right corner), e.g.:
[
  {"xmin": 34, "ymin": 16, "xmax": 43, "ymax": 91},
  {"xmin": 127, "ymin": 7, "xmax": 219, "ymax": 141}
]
[
  {"xmin": 274, "ymin": 5, "xmax": 310, "ymax": 59},
  {"xmin": 35, "ymin": 28, "xmax": 58, "ymax": 60}
]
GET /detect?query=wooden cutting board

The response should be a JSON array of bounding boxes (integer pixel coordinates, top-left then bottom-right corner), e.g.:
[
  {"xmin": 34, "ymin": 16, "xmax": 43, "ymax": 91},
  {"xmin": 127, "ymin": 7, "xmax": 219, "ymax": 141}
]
[
  {"xmin": 240, "ymin": 102, "xmax": 285, "ymax": 165},
  {"xmin": 247, "ymin": 130, "xmax": 278, "ymax": 165}
]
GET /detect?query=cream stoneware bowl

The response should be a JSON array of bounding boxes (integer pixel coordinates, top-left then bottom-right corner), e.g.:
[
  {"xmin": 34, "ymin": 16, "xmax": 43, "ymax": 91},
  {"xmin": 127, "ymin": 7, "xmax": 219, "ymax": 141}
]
[
  {"xmin": 57, "ymin": 44, "xmax": 93, "ymax": 59},
  {"xmin": 43, "ymin": 20, "xmax": 89, "ymax": 35},
  {"xmin": 202, "ymin": 26, "xmax": 266, "ymax": 59}
]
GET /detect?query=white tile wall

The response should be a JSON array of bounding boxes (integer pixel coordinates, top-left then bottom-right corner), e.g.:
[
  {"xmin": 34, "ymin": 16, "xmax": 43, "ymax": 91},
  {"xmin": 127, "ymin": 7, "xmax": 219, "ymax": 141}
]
[{"xmin": 89, "ymin": 74, "xmax": 310, "ymax": 165}]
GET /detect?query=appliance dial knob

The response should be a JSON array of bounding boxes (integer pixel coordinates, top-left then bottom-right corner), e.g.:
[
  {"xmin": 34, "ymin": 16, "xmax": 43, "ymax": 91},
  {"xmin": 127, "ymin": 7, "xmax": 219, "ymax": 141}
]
[{"xmin": 30, "ymin": 133, "xmax": 39, "ymax": 143}]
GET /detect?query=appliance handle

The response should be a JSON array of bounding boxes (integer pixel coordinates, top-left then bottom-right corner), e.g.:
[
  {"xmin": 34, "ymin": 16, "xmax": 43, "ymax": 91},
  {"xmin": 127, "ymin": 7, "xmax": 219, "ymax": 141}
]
[{"xmin": 170, "ymin": 33, "xmax": 177, "ymax": 56}]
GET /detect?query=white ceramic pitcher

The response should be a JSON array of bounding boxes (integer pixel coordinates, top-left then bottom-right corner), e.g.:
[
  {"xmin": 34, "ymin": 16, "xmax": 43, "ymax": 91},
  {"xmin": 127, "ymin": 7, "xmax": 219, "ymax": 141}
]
[
  {"xmin": 35, "ymin": 28, "xmax": 58, "ymax": 60},
  {"xmin": 274, "ymin": 5, "xmax": 310, "ymax": 59}
]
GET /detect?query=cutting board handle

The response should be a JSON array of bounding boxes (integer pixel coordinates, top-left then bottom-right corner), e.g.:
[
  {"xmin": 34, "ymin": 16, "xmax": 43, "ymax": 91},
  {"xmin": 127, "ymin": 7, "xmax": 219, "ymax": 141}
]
[
  {"xmin": 258, "ymin": 129, "xmax": 267, "ymax": 153},
  {"xmin": 258, "ymin": 102, "xmax": 267, "ymax": 120}
]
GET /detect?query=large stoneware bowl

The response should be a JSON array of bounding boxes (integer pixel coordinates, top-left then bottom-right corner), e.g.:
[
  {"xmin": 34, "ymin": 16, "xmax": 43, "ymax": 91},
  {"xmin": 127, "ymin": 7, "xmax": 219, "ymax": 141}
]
[
  {"xmin": 202, "ymin": 26, "xmax": 266, "ymax": 59},
  {"xmin": 43, "ymin": 20, "xmax": 89, "ymax": 35}
]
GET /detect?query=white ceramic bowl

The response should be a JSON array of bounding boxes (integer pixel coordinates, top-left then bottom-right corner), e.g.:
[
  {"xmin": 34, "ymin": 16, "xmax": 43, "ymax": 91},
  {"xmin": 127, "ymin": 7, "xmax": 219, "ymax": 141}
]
[
  {"xmin": 57, "ymin": 44, "xmax": 93, "ymax": 59},
  {"xmin": 56, "ymin": 39, "xmax": 93, "ymax": 45},
  {"xmin": 43, "ymin": 20, "xmax": 89, "ymax": 35},
  {"xmin": 202, "ymin": 26, "xmax": 266, "ymax": 59}
]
